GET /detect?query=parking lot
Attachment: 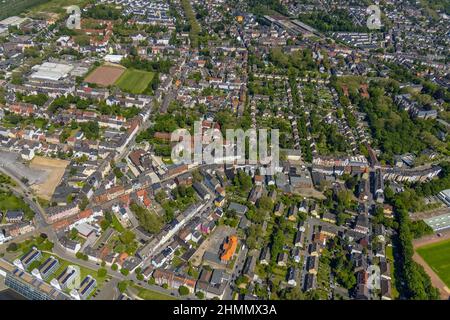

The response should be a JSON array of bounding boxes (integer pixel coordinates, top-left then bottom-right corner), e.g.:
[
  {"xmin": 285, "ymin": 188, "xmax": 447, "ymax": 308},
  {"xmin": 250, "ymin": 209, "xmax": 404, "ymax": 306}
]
[{"xmin": 0, "ymin": 151, "xmax": 48, "ymax": 185}]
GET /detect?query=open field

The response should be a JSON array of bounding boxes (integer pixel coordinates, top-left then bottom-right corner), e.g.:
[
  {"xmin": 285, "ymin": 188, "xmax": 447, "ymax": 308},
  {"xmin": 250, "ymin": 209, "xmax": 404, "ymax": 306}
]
[
  {"xmin": 115, "ymin": 69, "xmax": 154, "ymax": 94},
  {"xmin": 130, "ymin": 284, "xmax": 177, "ymax": 300},
  {"xmin": 29, "ymin": 156, "xmax": 70, "ymax": 200},
  {"xmin": 0, "ymin": 0, "xmax": 48, "ymax": 20},
  {"xmin": 0, "ymin": 0, "xmax": 90, "ymax": 20},
  {"xmin": 414, "ymin": 234, "xmax": 450, "ymax": 299},
  {"xmin": 27, "ymin": 0, "xmax": 91, "ymax": 16},
  {"xmin": 293, "ymin": 187, "xmax": 326, "ymax": 200},
  {"xmin": 85, "ymin": 64, "xmax": 126, "ymax": 87}
]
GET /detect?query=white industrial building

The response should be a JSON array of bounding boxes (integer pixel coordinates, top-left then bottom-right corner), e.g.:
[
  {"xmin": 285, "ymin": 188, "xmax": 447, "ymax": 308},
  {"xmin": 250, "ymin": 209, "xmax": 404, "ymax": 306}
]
[
  {"xmin": 104, "ymin": 54, "xmax": 124, "ymax": 63},
  {"xmin": 30, "ymin": 62, "xmax": 74, "ymax": 81}
]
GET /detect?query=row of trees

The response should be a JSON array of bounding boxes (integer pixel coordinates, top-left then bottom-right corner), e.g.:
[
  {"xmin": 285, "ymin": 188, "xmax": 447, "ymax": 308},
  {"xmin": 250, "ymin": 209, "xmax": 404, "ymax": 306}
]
[
  {"xmin": 393, "ymin": 198, "xmax": 440, "ymax": 299},
  {"xmin": 16, "ymin": 92, "xmax": 48, "ymax": 106},
  {"xmin": 83, "ymin": 4, "xmax": 121, "ymax": 20},
  {"xmin": 298, "ymin": 9, "xmax": 369, "ymax": 32},
  {"xmin": 121, "ymin": 56, "xmax": 173, "ymax": 74},
  {"xmin": 180, "ymin": 0, "xmax": 201, "ymax": 48}
]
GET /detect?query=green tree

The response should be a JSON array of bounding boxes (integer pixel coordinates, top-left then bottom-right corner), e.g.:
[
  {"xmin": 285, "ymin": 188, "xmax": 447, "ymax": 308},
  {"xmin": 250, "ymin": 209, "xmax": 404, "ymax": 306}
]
[
  {"xmin": 178, "ymin": 285, "xmax": 190, "ymax": 296},
  {"xmin": 118, "ymin": 280, "xmax": 129, "ymax": 293}
]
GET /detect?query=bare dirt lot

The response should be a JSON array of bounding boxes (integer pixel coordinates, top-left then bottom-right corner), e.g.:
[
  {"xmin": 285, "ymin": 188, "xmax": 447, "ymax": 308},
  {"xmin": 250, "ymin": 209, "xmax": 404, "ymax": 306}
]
[
  {"xmin": 413, "ymin": 230, "xmax": 450, "ymax": 300},
  {"xmin": 84, "ymin": 64, "xmax": 126, "ymax": 87},
  {"xmin": 29, "ymin": 156, "xmax": 70, "ymax": 201},
  {"xmin": 293, "ymin": 187, "xmax": 326, "ymax": 200}
]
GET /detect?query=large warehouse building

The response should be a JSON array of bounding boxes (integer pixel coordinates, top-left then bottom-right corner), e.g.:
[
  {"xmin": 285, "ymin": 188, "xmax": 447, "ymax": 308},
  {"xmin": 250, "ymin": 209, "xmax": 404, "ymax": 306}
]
[{"xmin": 30, "ymin": 62, "xmax": 74, "ymax": 81}]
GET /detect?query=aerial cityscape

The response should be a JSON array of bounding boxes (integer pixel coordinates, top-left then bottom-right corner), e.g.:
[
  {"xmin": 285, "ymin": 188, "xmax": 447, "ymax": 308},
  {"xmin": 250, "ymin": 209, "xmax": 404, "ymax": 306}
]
[{"xmin": 0, "ymin": 0, "xmax": 449, "ymax": 303}]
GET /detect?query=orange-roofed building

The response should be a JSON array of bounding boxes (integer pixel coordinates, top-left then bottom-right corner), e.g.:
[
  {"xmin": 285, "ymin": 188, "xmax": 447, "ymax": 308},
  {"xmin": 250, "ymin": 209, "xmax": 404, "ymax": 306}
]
[
  {"xmin": 52, "ymin": 219, "xmax": 71, "ymax": 231},
  {"xmin": 119, "ymin": 194, "xmax": 130, "ymax": 206},
  {"xmin": 118, "ymin": 252, "xmax": 129, "ymax": 266},
  {"xmin": 78, "ymin": 209, "xmax": 93, "ymax": 219},
  {"xmin": 313, "ymin": 232, "xmax": 327, "ymax": 245},
  {"xmin": 99, "ymin": 246, "xmax": 111, "ymax": 260},
  {"xmin": 136, "ymin": 189, "xmax": 151, "ymax": 208},
  {"xmin": 143, "ymin": 197, "xmax": 151, "ymax": 207},
  {"xmin": 136, "ymin": 189, "xmax": 146, "ymax": 197},
  {"xmin": 220, "ymin": 236, "xmax": 238, "ymax": 262}
]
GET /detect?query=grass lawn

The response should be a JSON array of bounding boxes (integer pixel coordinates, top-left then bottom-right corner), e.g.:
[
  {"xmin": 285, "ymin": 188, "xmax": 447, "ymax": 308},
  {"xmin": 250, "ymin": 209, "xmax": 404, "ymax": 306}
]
[
  {"xmin": 44, "ymin": 252, "xmax": 108, "ymax": 287},
  {"xmin": 417, "ymin": 239, "xmax": 450, "ymax": 287},
  {"xmin": 111, "ymin": 214, "xmax": 125, "ymax": 232},
  {"xmin": 385, "ymin": 245, "xmax": 399, "ymax": 299},
  {"xmin": 27, "ymin": 0, "xmax": 91, "ymax": 15},
  {"xmin": 0, "ymin": 189, "xmax": 34, "ymax": 220},
  {"xmin": 0, "ymin": 0, "xmax": 47, "ymax": 19},
  {"xmin": 115, "ymin": 69, "xmax": 154, "ymax": 94},
  {"xmin": 171, "ymin": 256, "xmax": 184, "ymax": 269},
  {"xmin": 132, "ymin": 284, "xmax": 177, "ymax": 300}
]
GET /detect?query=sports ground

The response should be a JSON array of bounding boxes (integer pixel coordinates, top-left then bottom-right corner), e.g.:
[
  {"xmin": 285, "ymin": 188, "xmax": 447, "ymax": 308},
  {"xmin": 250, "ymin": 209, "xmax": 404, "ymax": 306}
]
[
  {"xmin": 84, "ymin": 65, "xmax": 154, "ymax": 94},
  {"xmin": 413, "ymin": 233, "xmax": 450, "ymax": 299},
  {"xmin": 84, "ymin": 64, "xmax": 126, "ymax": 87},
  {"xmin": 115, "ymin": 69, "xmax": 154, "ymax": 94},
  {"xmin": 416, "ymin": 238, "xmax": 450, "ymax": 288}
]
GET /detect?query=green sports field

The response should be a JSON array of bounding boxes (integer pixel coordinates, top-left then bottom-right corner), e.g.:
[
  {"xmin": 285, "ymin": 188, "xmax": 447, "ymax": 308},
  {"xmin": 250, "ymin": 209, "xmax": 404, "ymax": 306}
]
[
  {"xmin": 115, "ymin": 69, "xmax": 154, "ymax": 95},
  {"xmin": 417, "ymin": 238, "xmax": 450, "ymax": 287},
  {"xmin": 0, "ymin": 0, "xmax": 48, "ymax": 19}
]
